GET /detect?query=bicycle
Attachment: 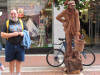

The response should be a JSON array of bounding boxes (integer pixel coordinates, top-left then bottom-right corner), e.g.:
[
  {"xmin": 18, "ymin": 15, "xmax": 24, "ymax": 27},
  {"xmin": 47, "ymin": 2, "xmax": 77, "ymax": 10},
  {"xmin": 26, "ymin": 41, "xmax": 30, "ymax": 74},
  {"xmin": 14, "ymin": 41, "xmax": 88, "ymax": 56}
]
[{"xmin": 46, "ymin": 38, "xmax": 96, "ymax": 67}]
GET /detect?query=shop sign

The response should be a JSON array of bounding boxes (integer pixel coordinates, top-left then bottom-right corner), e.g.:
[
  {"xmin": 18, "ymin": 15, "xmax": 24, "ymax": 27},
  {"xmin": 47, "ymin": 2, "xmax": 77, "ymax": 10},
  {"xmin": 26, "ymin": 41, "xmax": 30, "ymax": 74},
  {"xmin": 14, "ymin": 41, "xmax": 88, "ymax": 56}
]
[{"xmin": 18, "ymin": 8, "xmax": 24, "ymax": 18}]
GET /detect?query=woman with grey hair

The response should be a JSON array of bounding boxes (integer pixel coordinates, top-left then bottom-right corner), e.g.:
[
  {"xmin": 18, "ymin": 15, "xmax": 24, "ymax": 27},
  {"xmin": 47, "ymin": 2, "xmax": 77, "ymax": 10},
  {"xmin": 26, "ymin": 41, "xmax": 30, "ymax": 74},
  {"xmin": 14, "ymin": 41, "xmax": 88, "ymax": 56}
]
[{"xmin": 1, "ymin": 9, "xmax": 27, "ymax": 75}]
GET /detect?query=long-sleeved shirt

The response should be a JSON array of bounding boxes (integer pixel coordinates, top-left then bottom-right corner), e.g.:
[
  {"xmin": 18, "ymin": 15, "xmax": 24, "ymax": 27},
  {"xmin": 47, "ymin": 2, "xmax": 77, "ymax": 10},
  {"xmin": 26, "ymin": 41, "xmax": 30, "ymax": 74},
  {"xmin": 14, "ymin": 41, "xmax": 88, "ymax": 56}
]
[{"xmin": 56, "ymin": 9, "xmax": 80, "ymax": 35}]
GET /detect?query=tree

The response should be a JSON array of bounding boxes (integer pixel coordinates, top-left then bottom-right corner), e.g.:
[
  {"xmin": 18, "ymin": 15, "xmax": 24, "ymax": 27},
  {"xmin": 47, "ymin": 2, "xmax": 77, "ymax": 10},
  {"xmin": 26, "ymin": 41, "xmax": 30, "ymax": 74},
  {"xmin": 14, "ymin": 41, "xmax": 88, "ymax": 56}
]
[{"xmin": 48, "ymin": 0, "xmax": 91, "ymax": 10}]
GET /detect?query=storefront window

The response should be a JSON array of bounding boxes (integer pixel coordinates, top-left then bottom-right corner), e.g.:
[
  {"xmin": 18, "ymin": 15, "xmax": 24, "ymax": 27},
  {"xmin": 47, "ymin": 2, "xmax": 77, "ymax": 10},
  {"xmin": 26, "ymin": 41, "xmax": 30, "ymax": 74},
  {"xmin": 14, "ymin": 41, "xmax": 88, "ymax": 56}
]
[
  {"xmin": 7, "ymin": 0, "xmax": 53, "ymax": 48},
  {"xmin": 89, "ymin": 1, "xmax": 100, "ymax": 45},
  {"xmin": 80, "ymin": 0, "xmax": 100, "ymax": 50}
]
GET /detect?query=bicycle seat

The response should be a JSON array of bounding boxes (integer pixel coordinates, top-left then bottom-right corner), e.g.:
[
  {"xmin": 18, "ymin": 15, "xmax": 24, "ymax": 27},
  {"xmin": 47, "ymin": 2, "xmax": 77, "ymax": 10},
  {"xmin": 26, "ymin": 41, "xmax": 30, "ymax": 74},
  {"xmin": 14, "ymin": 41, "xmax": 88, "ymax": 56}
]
[{"xmin": 58, "ymin": 38, "xmax": 65, "ymax": 41}]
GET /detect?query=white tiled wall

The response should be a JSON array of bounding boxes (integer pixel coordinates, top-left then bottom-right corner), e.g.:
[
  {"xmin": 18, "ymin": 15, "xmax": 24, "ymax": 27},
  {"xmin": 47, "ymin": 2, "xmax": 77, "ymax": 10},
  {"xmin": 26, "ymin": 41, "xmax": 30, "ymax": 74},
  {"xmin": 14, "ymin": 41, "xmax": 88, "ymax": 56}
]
[{"xmin": 53, "ymin": 6, "xmax": 65, "ymax": 48}]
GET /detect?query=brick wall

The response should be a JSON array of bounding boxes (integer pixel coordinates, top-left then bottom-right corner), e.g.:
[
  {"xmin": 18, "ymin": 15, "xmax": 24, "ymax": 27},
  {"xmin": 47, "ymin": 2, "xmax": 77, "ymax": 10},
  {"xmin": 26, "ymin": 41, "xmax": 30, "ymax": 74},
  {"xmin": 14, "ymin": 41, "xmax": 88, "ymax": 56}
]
[{"xmin": 7, "ymin": 0, "xmax": 48, "ymax": 16}]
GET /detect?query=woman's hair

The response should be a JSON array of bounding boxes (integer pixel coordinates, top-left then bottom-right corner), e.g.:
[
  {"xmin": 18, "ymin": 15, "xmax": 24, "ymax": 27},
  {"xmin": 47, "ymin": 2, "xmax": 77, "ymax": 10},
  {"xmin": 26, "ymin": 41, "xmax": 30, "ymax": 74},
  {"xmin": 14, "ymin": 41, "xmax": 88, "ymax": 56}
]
[{"xmin": 10, "ymin": 8, "xmax": 18, "ymax": 13}]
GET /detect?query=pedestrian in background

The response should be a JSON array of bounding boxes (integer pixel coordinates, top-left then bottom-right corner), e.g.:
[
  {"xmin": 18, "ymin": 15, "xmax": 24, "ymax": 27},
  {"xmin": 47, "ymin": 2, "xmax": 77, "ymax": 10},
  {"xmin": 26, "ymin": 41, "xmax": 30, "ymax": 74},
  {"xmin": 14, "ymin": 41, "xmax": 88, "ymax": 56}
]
[
  {"xmin": 0, "ymin": 39, "xmax": 4, "ymax": 75},
  {"xmin": 0, "ymin": 63, "xmax": 4, "ymax": 75}
]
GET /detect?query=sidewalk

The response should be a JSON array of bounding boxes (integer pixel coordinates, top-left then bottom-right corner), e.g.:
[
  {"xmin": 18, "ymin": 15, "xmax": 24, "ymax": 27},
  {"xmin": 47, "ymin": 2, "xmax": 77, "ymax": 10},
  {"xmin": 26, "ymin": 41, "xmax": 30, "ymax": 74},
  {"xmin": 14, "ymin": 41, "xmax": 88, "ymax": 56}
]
[
  {"xmin": 2, "ymin": 66, "xmax": 100, "ymax": 75},
  {"xmin": 0, "ymin": 54, "xmax": 100, "ymax": 75},
  {"xmin": 0, "ymin": 53, "xmax": 100, "ymax": 67}
]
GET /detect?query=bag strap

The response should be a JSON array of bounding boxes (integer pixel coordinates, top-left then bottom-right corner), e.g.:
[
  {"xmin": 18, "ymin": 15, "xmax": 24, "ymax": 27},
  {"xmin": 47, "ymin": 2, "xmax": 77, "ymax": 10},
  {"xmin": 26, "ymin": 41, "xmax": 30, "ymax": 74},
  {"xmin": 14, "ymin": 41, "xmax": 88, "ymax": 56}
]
[
  {"xmin": 6, "ymin": 20, "xmax": 9, "ymax": 40},
  {"xmin": 19, "ymin": 19, "xmax": 24, "ymax": 31},
  {"xmin": 6, "ymin": 20, "xmax": 9, "ymax": 33}
]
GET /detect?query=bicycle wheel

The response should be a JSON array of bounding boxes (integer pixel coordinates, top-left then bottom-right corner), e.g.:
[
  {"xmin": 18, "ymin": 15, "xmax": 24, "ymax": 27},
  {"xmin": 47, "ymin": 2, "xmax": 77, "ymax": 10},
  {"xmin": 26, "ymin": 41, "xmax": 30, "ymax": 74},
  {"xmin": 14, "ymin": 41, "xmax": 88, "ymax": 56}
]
[
  {"xmin": 46, "ymin": 49, "xmax": 64, "ymax": 67},
  {"xmin": 81, "ymin": 49, "xmax": 95, "ymax": 66}
]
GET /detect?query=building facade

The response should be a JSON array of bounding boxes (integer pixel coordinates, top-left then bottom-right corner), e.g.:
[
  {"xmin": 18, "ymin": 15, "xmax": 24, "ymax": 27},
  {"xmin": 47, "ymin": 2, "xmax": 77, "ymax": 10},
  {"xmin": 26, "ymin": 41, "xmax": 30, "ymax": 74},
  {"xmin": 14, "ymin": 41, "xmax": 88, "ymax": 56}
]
[{"xmin": 0, "ymin": 0, "xmax": 100, "ymax": 53}]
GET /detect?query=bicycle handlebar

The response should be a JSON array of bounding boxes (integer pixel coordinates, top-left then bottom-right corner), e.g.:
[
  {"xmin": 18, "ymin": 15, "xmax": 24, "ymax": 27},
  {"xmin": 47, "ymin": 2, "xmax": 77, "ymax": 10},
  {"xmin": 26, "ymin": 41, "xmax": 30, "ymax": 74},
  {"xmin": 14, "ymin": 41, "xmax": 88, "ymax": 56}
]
[
  {"xmin": 58, "ymin": 38, "xmax": 65, "ymax": 41},
  {"xmin": 53, "ymin": 43, "xmax": 62, "ymax": 45},
  {"xmin": 53, "ymin": 38, "xmax": 65, "ymax": 45}
]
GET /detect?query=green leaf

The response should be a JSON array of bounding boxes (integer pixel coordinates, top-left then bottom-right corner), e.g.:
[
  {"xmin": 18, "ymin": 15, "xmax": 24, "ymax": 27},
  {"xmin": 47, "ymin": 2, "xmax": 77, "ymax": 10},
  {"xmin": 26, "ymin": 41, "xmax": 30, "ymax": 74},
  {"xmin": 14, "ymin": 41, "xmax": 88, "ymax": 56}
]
[
  {"xmin": 57, "ymin": 6, "xmax": 60, "ymax": 10},
  {"xmin": 64, "ymin": 5, "xmax": 68, "ymax": 9}
]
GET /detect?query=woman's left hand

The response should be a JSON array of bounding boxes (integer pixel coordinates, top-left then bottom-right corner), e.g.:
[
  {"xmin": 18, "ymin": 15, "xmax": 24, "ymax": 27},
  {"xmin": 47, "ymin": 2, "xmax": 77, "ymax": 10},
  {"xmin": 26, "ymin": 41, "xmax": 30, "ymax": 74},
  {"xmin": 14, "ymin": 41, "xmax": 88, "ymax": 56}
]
[
  {"xmin": 76, "ymin": 32, "xmax": 80, "ymax": 36},
  {"xmin": 75, "ymin": 32, "xmax": 80, "ymax": 40},
  {"xmin": 18, "ymin": 32, "xmax": 24, "ymax": 36}
]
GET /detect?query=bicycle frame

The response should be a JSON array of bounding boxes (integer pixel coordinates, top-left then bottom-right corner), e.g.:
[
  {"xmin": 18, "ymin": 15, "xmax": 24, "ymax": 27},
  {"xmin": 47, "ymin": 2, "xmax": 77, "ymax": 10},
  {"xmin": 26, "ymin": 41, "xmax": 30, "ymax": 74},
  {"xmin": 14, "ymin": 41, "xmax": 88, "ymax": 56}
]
[
  {"xmin": 55, "ymin": 39, "xmax": 87, "ymax": 58},
  {"xmin": 54, "ymin": 41, "xmax": 66, "ymax": 52},
  {"xmin": 46, "ymin": 38, "xmax": 95, "ymax": 67}
]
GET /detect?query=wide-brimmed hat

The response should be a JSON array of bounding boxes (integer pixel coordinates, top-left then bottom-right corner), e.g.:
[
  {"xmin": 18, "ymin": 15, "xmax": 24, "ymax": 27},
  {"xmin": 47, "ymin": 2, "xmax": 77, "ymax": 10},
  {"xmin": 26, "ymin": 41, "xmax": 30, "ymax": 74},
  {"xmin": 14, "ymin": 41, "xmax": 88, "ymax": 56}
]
[
  {"xmin": 64, "ymin": 0, "xmax": 76, "ymax": 6},
  {"xmin": 64, "ymin": 0, "xmax": 69, "ymax": 5},
  {"xmin": 68, "ymin": 1, "xmax": 76, "ymax": 5}
]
